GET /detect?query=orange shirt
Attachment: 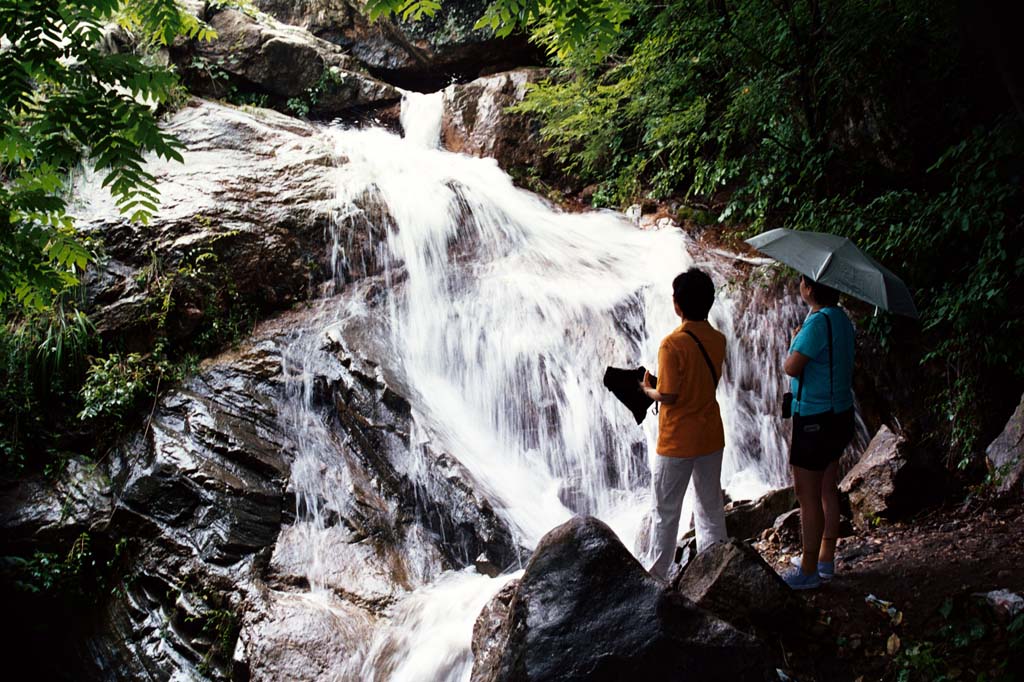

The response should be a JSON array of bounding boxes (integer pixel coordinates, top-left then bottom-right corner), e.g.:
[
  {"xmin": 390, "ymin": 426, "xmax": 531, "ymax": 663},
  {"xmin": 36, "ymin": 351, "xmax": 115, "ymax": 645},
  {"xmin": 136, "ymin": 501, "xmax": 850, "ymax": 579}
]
[{"xmin": 655, "ymin": 320, "xmax": 726, "ymax": 458}]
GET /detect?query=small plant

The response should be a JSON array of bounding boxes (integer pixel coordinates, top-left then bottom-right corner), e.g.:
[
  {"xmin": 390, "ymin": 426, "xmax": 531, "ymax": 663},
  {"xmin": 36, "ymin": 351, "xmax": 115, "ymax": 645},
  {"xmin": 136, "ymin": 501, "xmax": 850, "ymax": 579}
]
[
  {"xmin": 286, "ymin": 67, "xmax": 344, "ymax": 119},
  {"xmin": 78, "ymin": 353, "xmax": 154, "ymax": 421},
  {"xmin": 1, "ymin": 296, "xmax": 95, "ymax": 472},
  {"xmin": 589, "ymin": 184, "xmax": 616, "ymax": 209},
  {"xmin": 893, "ymin": 596, "xmax": 1022, "ymax": 681},
  {"xmin": 286, "ymin": 96, "xmax": 310, "ymax": 118}
]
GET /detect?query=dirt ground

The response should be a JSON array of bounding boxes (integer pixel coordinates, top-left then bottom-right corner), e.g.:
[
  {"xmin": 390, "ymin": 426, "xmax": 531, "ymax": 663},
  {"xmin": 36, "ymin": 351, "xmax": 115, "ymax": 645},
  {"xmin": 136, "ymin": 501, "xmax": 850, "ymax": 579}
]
[{"xmin": 753, "ymin": 495, "xmax": 1024, "ymax": 681}]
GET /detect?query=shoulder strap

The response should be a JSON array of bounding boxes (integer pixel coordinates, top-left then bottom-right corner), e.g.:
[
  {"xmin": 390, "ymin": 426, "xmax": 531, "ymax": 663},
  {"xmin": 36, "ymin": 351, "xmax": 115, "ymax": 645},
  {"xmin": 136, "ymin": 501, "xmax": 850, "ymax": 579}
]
[
  {"xmin": 795, "ymin": 310, "xmax": 834, "ymax": 407},
  {"xmin": 683, "ymin": 329, "xmax": 719, "ymax": 388}
]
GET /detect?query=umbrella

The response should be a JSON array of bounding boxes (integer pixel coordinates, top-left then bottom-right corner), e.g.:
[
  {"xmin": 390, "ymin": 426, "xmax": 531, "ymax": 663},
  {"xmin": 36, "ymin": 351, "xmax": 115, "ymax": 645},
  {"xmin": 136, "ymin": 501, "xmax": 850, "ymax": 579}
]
[
  {"xmin": 745, "ymin": 228, "xmax": 919, "ymax": 318},
  {"xmin": 603, "ymin": 366, "xmax": 657, "ymax": 425}
]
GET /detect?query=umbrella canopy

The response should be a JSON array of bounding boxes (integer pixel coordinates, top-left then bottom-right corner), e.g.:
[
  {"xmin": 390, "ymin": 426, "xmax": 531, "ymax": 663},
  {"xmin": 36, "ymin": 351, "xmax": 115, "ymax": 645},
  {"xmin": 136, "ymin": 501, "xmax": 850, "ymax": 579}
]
[{"xmin": 745, "ymin": 228, "xmax": 919, "ymax": 318}]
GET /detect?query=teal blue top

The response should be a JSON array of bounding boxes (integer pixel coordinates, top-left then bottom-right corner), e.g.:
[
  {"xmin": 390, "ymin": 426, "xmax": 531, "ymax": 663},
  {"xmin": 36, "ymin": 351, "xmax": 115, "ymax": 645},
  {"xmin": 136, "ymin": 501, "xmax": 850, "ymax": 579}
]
[{"xmin": 789, "ymin": 307, "xmax": 855, "ymax": 416}]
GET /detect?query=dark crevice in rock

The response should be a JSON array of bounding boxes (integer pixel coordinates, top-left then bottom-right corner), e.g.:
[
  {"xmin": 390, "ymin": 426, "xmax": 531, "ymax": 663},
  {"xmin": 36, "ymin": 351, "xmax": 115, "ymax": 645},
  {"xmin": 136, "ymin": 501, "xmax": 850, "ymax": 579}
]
[{"xmin": 363, "ymin": 40, "xmax": 546, "ymax": 93}]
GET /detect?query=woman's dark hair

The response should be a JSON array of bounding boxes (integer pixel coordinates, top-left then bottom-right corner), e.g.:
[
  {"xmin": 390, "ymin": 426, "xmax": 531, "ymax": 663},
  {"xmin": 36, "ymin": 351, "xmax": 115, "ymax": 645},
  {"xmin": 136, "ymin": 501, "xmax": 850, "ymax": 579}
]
[
  {"xmin": 672, "ymin": 269, "xmax": 715, "ymax": 320},
  {"xmin": 801, "ymin": 275, "xmax": 841, "ymax": 306}
]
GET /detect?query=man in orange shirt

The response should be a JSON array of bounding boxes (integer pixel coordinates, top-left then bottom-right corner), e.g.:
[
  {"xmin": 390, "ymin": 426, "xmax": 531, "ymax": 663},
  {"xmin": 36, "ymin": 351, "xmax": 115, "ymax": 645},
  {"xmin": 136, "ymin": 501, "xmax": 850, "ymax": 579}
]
[{"xmin": 641, "ymin": 268, "xmax": 728, "ymax": 580}]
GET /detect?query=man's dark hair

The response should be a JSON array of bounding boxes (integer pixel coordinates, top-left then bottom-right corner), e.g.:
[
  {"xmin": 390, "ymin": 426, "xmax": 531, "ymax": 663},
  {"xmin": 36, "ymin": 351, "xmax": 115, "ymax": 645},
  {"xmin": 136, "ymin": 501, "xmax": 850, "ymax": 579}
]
[
  {"xmin": 672, "ymin": 269, "xmax": 715, "ymax": 320},
  {"xmin": 801, "ymin": 275, "xmax": 841, "ymax": 306}
]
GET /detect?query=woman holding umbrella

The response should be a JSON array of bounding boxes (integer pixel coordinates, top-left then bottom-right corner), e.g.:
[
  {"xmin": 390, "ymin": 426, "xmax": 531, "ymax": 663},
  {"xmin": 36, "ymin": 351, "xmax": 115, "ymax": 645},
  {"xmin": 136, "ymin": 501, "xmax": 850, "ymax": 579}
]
[
  {"xmin": 745, "ymin": 228, "xmax": 918, "ymax": 589},
  {"xmin": 782, "ymin": 275, "xmax": 856, "ymax": 589}
]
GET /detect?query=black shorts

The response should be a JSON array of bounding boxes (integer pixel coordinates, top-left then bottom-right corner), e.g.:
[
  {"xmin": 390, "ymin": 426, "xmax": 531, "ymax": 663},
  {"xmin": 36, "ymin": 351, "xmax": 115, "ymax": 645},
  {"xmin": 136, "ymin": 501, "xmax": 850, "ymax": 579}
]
[{"xmin": 790, "ymin": 408, "xmax": 855, "ymax": 471}]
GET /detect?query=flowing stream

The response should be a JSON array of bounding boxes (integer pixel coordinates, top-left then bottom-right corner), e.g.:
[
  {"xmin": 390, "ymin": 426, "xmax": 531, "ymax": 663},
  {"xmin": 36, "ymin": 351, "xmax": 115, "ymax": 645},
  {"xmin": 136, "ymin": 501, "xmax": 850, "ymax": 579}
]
[{"xmin": 278, "ymin": 89, "xmax": 815, "ymax": 680}]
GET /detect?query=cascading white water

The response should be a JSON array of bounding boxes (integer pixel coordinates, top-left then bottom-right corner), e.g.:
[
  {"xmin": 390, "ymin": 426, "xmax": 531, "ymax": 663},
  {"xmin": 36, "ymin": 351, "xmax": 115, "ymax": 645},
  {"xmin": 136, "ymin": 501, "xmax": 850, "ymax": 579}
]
[{"xmin": 280, "ymin": 89, "xmax": 817, "ymax": 680}]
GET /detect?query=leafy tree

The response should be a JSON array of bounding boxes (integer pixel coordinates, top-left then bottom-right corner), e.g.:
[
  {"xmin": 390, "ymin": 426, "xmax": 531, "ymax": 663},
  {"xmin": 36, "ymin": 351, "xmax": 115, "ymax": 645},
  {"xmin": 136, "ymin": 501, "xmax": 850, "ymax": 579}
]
[
  {"xmin": 0, "ymin": 0, "xmax": 215, "ymax": 309},
  {"xmin": 364, "ymin": 0, "xmax": 630, "ymax": 58}
]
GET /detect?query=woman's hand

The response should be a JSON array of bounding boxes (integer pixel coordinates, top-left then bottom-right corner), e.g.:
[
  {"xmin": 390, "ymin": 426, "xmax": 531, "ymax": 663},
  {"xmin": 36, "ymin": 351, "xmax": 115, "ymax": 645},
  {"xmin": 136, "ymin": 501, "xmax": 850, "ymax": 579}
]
[
  {"xmin": 791, "ymin": 324, "xmax": 802, "ymax": 341},
  {"xmin": 643, "ymin": 370, "xmax": 653, "ymax": 389}
]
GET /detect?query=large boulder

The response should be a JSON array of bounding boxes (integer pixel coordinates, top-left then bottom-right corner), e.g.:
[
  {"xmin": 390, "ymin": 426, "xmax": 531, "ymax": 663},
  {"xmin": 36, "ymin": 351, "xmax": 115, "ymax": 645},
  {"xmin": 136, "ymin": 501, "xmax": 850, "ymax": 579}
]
[
  {"xmin": 173, "ymin": 7, "xmax": 401, "ymax": 120},
  {"xmin": 75, "ymin": 98, "xmax": 387, "ymax": 350},
  {"xmin": 840, "ymin": 425, "xmax": 905, "ymax": 528},
  {"xmin": 252, "ymin": 0, "xmax": 544, "ymax": 90},
  {"xmin": 470, "ymin": 516, "xmax": 769, "ymax": 682},
  {"xmin": 838, "ymin": 424, "xmax": 949, "ymax": 528},
  {"xmin": 986, "ymin": 393, "xmax": 1024, "ymax": 496},
  {"xmin": 441, "ymin": 69, "xmax": 560, "ymax": 189},
  {"xmin": 672, "ymin": 539, "xmax": 800, "ymax": 632}
]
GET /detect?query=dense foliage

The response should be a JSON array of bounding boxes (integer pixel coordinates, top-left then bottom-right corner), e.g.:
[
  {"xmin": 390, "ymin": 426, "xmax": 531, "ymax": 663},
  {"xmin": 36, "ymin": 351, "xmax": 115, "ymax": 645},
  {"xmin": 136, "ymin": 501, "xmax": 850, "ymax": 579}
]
[
  {"xmin": 372, "ymin": 0, "xmax": 1024, "ymax": 467},
  {"xmin": 0, "ymin": 0, "xmax": 220, "ymax": 473},
  {"xmin": 0, "ymin": 0, "xmax": 214, "ymax": 309}
]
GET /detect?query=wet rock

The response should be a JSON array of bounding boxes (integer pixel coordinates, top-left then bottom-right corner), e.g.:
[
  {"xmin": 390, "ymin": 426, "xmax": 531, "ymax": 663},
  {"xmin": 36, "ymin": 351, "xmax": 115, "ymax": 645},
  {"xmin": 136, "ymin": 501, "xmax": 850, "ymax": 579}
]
[
  {"xmin": 75, "ymin": 99, "xmax": 382, "ymax": 350},
  {"xmin": 174, "ymin": 8, "xmax": 400, "ymax": 120},
  {"xmin": 441, "ymin": 69, "xmax": 561, "ymax": 190},
  {"xmin": 419, "ymin": 451, "xmax": 523, "ymax": 572},
  {"xmin": 985, "ymin": 392, "xmax": 1024, "ymax": 496},
  {"xmin": 470, "ymin": 516, "xmax": 769, "ymax": 682},
  {"xmin": 107, "ymin": 337, "xmax": 292, "ymax": 567},
  {"xmin": 472, "ymin": 579, "xmax": 519, "ymax": 678},
  {"xmin": 252, "ymin": 0, "xmax": 543, "ymax": 90},
  {"xmin": 672, "ymin": 539, "xmax": 800, "ymax": 631},
  {"xmin": 238, "ymin": 589, "xmax": 376, "ymax": 681},
  {"xmin": 0, "ymin": 459, "xmax": 112, "ymax": 550},
  {"xmin": 474, "ymin": 553, "xmax": 501, "ymax": 578},
  {"xmin": 11, "ymin": 295, "xmax": 521, "ymax": 681}
]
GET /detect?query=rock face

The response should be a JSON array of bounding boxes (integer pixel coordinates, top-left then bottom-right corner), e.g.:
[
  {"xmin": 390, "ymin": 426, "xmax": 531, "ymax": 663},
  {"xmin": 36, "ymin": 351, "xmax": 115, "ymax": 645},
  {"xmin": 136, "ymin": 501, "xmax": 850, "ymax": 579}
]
[
  {"xmin": 174, "ymin": 7, "xmax": 401, "ymax": 120},
  {"xmin": 441, "ymin": 69, "xmax": 559, "ymax": 187},
  {"xmin": 470, "ymin": 516, "xmax": 768, "ymax": 682},
  {"xmin": 76, "ymin": 99, "xmax": 381, "ymax": 349},
  {"xmin": 2, "ymin": 298, "xmax": 519, "ymax": 681},
  {"xmin": 252, "ymin": 0, "xmax": 544, "ymax": 90},
  {"xmin": 0, "ymin": 459, "xmax": 112, "ymax": 551},
  {"xmin": 673, "ymin": 539, "xmax": 799, "ymax": 631},
  {"xmin": 986, "ymin": 393, "xmax": 1024, "ymax": 495}
]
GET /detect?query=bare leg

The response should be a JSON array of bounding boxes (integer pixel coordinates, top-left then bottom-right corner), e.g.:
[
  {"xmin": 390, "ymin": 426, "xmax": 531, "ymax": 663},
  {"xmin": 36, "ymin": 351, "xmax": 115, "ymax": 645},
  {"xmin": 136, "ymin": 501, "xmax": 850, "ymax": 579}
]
[
  {"xmin": 819, "ymin": 459, "xmax": 840, "ymax": 562},
  {"xmin": 793, "ymin": 464, "xmax": 825, "ymax": 575}
]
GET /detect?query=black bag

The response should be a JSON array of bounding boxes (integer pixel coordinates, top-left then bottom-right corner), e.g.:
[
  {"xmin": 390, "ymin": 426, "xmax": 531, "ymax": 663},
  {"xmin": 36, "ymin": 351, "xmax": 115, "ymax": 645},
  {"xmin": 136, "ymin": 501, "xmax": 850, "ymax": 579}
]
[
  {"xmin": 604, "ymin": 330, "xmax": 718, "ymax": 425},
  {"xmin": 603, "ymin": 366, "xmax": 657, "ymax": 425}
]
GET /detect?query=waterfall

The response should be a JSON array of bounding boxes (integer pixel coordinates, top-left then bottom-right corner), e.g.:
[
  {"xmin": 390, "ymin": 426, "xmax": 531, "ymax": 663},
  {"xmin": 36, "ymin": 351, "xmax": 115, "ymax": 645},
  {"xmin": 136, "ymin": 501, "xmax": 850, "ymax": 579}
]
[
  {"xmin": 278, "ymin": 91, "xmax": 817, "ymax": 680},
  {"xmin": 400, "ymin": 90, "xmax": 445, "ymax": 149}
]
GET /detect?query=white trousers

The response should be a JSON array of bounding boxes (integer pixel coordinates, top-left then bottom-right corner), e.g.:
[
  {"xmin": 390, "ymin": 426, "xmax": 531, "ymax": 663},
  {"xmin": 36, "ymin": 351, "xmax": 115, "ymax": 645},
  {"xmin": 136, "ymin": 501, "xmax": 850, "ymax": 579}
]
[{"xmin": 648, "ymin": 448, "xmax": 727, "ymax": 580}]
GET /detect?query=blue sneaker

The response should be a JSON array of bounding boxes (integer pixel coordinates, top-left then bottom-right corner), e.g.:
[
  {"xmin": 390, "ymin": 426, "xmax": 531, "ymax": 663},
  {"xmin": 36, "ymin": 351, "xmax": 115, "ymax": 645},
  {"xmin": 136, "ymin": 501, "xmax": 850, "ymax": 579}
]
[
  {"xmin": 790, "ymin": 556, "xmax": 835, "ymax": 582},
  {"xmin": 783, "ymin": 567, "xmax": 821, "ymax": 590}
]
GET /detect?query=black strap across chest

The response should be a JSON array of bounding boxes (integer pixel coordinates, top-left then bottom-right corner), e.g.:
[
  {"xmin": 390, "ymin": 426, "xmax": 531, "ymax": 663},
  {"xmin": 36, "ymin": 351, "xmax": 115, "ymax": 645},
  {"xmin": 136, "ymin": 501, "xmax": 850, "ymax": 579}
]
[
  {"xmin": 683, "ymin": 329, "xmax": 719, "ymax": 388},
  {"xmin": 795, "ymin": 310, "xmax": 834, "ymax": 408}
]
